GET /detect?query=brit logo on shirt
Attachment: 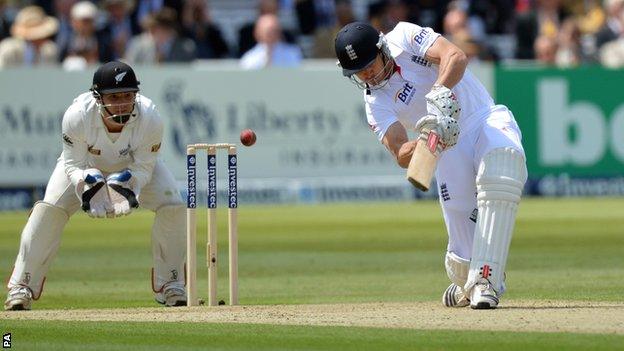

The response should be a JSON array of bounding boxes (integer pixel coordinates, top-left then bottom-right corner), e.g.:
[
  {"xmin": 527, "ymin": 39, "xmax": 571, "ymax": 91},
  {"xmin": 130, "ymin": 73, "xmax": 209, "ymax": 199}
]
[
  {"xmin": 413, "ymin": 28, "xmax": 429, "ymax": 44},
  {"xmin": 394, "ymin": 82, "xmax": 415, "ymax": 105}
]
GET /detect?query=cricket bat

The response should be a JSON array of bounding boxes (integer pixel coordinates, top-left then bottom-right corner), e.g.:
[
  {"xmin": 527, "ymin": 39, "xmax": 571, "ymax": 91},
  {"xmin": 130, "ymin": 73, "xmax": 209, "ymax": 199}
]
[{"xmin": 406, "ymin": 129, "xmax": 440, "ymax": 191}]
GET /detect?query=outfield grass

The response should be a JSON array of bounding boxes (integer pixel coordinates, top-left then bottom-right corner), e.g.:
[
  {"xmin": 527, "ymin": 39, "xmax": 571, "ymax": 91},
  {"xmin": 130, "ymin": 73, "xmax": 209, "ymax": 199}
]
[
  {"xmin": 1, "ymin": 198, "xmax": 623, "ymax": 350},
  {"xmin": 4, "ymin": 320, "xmax": 623, "ymax": 351}
]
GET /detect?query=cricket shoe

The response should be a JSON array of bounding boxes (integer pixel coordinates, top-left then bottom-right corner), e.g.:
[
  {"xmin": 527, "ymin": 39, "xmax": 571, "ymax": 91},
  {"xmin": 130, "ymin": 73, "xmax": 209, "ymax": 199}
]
[
  {"xmin": 4, "ymin": 286, "xmax": 33, "ymax": 311},
  {"xmin": 442, "ymin": 283, "xmax": 470, "ymax": 307},
  {"xmin": 470, "ymin": 279, "xmax": 499, "ymax": 309},
  {"xmin": 155, "ymin": 284, "xmax": 187, "ymax": 307}
]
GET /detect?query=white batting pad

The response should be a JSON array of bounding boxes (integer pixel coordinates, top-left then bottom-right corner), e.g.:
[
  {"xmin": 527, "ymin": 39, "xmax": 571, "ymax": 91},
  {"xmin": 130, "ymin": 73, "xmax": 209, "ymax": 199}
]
[
  {"xmin": 465, "ymin": 147, "xmax": 527, "ymax": 295},
  {"xmin": 8, "ymin": 202, "xmax": 69, "ymax": 298},
  {"xmin": 445, "ymin": 251, "xmax": 470, "ymax": 288},
  {"xmin": 151, "ymin": 204, "xmax": 186, "ymax": 292}
]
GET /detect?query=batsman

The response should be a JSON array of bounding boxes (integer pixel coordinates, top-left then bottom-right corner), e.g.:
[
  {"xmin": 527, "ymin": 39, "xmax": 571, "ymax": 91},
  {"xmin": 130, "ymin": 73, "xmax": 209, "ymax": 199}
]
[
  {"xmin": 4, "ymin": 61, "xmax": 187, "ymax": 310},
  {"xmin": 335, "ymin": 22, "xmax": 528, "ymax": 309}
]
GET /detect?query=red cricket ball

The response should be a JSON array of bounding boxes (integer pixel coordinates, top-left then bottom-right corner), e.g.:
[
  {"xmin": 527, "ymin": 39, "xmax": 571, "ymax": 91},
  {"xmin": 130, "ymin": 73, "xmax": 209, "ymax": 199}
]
[{"xmin": 240, "ymin": 128, "xmax": 257, "ymax": 147}]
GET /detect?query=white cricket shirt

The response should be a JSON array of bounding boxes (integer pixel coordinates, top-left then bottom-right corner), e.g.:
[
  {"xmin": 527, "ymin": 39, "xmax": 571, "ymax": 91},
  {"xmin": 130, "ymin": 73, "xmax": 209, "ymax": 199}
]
[
  {"xmin": 365, "ymin": 22, "xmax": 495, "ymax": 141},
  {"xmin": 60, "ymin": 92, "xmax": 164, "ymax": 190}
]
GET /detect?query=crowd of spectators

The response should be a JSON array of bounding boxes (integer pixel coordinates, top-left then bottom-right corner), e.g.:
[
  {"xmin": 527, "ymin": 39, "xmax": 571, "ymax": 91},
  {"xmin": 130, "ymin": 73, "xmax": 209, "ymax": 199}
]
[{"xmin": 0, "ymin": 0, "xmax": 623, "ymax": 69}]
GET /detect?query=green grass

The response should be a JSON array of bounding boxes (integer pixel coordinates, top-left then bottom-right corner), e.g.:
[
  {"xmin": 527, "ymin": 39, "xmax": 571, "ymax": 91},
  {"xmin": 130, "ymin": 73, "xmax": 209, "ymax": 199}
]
[
  {"xmin": 1, "ymin": 198, "xmax": 623, "ymax": 350},
  {"xmin": 3, "ymin": 320, "xmax": 623, "ymax": 351}
]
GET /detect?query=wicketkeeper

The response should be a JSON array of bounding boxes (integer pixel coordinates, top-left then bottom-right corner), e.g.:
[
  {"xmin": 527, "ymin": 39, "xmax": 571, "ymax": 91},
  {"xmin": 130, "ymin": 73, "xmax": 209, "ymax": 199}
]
[{"xmin": 4, "ymin": 61, "xmax": 187, "ymax": 310}]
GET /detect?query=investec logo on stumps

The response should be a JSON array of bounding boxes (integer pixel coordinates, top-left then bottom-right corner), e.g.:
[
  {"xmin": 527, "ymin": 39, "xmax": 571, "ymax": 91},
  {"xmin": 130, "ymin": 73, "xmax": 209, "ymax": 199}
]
[
  {"xmin": 207, "ymin": 154, "xmax": 217, "ymax": 208},
  {"xmin": 187, "ymin": 155, "xmax": 196, "ymax": 208},
  {"xmin": 228, "ymin": 155, "xmax": 238, "ymax": 209}
]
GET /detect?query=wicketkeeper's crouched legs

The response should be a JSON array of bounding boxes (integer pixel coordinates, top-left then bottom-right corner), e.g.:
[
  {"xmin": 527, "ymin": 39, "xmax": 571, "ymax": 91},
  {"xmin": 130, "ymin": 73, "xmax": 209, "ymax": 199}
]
[
  {"xmin": 151, "ymin": 203, "xmax": 187, "ymax": 306},
  {"xmin": 5, "ymin": 202, "xmax": 69, "ymax": 309},
  {"xmin": 465, "ymin": 147, "xmax": 527, "ymax": 308}
]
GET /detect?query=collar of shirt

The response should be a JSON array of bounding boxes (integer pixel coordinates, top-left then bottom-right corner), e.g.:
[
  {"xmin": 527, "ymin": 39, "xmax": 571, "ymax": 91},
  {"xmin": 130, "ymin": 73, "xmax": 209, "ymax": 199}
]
[{"xmin": 394, "ymin": 62, "xmax": 402, "ymax": 76}]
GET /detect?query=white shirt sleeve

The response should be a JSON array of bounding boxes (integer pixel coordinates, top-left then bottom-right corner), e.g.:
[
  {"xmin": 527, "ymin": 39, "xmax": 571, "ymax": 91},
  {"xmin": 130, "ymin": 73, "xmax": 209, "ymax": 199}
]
[
  {"xmin": 392, "ymin": 22, "xmax": 440, "ymax": 58},
  {"xmin": 240, "ymin": 45, "xmax": 265, "ymax": 70},
  {"xmin": 366, "ymin": 101, "xmax": 399, "ymax": 141},
  {"xmin": 61, "ymin": 103, "xmax": 89, "ymax": 187},
  {"xmin": 128, "ymin": 105, "xmax": 164, "ymax": 191}
]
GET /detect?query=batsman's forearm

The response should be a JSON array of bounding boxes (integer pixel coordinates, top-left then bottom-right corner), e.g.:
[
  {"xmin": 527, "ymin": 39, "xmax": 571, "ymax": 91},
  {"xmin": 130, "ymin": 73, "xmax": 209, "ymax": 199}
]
[
  {"xmin": 397, "ymin": 140, "xmax": 418, "ymax": 168},
  {"xmin": 434, "ymin": 50, "xmax": 468, "ymax": 89}
]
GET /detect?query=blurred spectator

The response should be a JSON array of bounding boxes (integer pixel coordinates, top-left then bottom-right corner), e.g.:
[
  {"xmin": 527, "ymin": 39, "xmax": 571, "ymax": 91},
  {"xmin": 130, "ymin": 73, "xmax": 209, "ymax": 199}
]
[
  {"xmin": 295, "ymin": 0, "xmax": 316, "ymax": 35},
  {"xmin": 60, "ymin": 1, "xmax": 114, "ymax": 69},
  {"xmin": 0, "ymin": 5, "xmax": 59, "ymax": 67},
  {"xmin": 575, "ymin": 0, "xmax": 605, "ymax": 35},
  {"xmin": 0, "ymin": 0, "xmax": 12, "ymax": 41},
  {"xmin": 132, "ymin": 0, "xmax": 183, "ymax": 33},
  {"xmin": 240, "ymin": 14, "xmax": 302, "ymax": 69},
  {"xmin": 443, "ymin": 2, "xmax": 468, "ymax": 37},
  {"xmin": 125, "ymin": 7, "xmax": 196, "ymax": 64},
  {"xmin": 36, "ymin": 0, "xmax": 55, "ymax": 16},
  {"xmin": 442, "ymin": 2, "xmax": 491, "ymax": 62},
  {"xmin": 382, "ymin": 0, "xmax": 410, "ymax": 32},
  {"xmin": 412, "ymin": 0, "xmax": 450, "ymax": 32},
  {"xmin": 53, "ymin": 0, "xmax": 78, "ymax": 53},
  {"xmin": 600, "ymin": 37, "xmax": 624, "ymax": 67},
  {"xmin": 467, "ymin": 0, "xmax": 515, "ymax": 38},
  {"xmin": 367, "ymin": 0, "xmax": 412, "ymax": 34},
  {"xmin": 555, "ymin": 18, "xmax": 583, "ymax": 67},
  {"xmin": 516, "ymin": 0, "xmax": 531, "ymax": 13},
  {"xmin": 181, "ymin": 0, "xmax": 229, "ymax": 58},
  {"xmin": 453, "ymin": 29, "xmax": 483, "ymax": 61},
  {"xmin": 369, "ymin": 0, "xmax": 441, "ymax": 33},
  {"xmin": 312, "ymin": 0, "xmax": 355, "ymax": 58},
  {"xmin": 295, "ymin": 0, "xmax": 336, "ymax": 35},
  {"xmin": 237, "ymin": 0, "xmax": 295, "ymax": 57},
  {"xmin": 516, "ymin": 0, "xmax": 570, "ymax": 59},
  {"xmin": 367, "ymin": 0, "xmax": 386, "ymax": 32},
  {"xmin": 534, "ymin": 34, "xmax": 558, "ymax": 65},
  {"xmin": 103, "ymin": 0, "xmax": 140, "ymax": 59},
  {"xmin": 595, "ymin": 0, "xmax": 624, "ymax": 49}
]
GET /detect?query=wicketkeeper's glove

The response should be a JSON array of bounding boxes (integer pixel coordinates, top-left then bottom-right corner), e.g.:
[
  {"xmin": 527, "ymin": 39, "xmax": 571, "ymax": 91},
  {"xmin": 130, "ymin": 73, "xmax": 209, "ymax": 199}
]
[
  {"xmin": 78, "ymin": 168, "xmax": 113, "ymax": 218},
  {"xmin": 106, "ymin": 169, "xmax": 139, "ymax": 217}
]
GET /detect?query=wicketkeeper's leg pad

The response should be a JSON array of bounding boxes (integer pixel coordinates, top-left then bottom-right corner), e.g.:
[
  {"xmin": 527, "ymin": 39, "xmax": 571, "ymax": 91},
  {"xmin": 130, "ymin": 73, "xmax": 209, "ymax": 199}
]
[
  {"xmin": 151, "ymin": 203, "xmax": 186, "ymax": 293},
  {"xmin": 465, "ymin": 147, "xmax": 527, "ymax": 296},
  {"xmin": 7, "ymin": 201, "xmax": 69, "ymax": 299}
]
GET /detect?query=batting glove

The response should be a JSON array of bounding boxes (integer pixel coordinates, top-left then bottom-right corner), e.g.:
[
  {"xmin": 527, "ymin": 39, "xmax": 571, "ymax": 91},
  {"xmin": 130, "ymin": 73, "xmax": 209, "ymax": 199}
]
[
  {"xmin": 425, "ymin": 85, "xmax": 461, "ymax": 120},
  {"xmin": 414, "ymin": 114, "xmax": 460, "ymax": 151}
]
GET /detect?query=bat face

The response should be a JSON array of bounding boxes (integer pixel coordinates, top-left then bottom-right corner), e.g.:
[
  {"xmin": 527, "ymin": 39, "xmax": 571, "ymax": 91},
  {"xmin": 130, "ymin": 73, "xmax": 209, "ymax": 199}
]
[{"xmin": 406, "ymin": 130, "xmax": 440, "ymax": 191}]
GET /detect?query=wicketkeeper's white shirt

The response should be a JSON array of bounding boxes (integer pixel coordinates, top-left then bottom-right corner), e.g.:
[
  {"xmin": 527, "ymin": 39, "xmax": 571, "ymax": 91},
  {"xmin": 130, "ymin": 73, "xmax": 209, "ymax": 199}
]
[
  {"xmin": 60, "ymin": 92, "xmax": 163, "ymax": 191},
  {"xmin": 365, "ymin": 21, "xmax": 495, "ymax": 141}
]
